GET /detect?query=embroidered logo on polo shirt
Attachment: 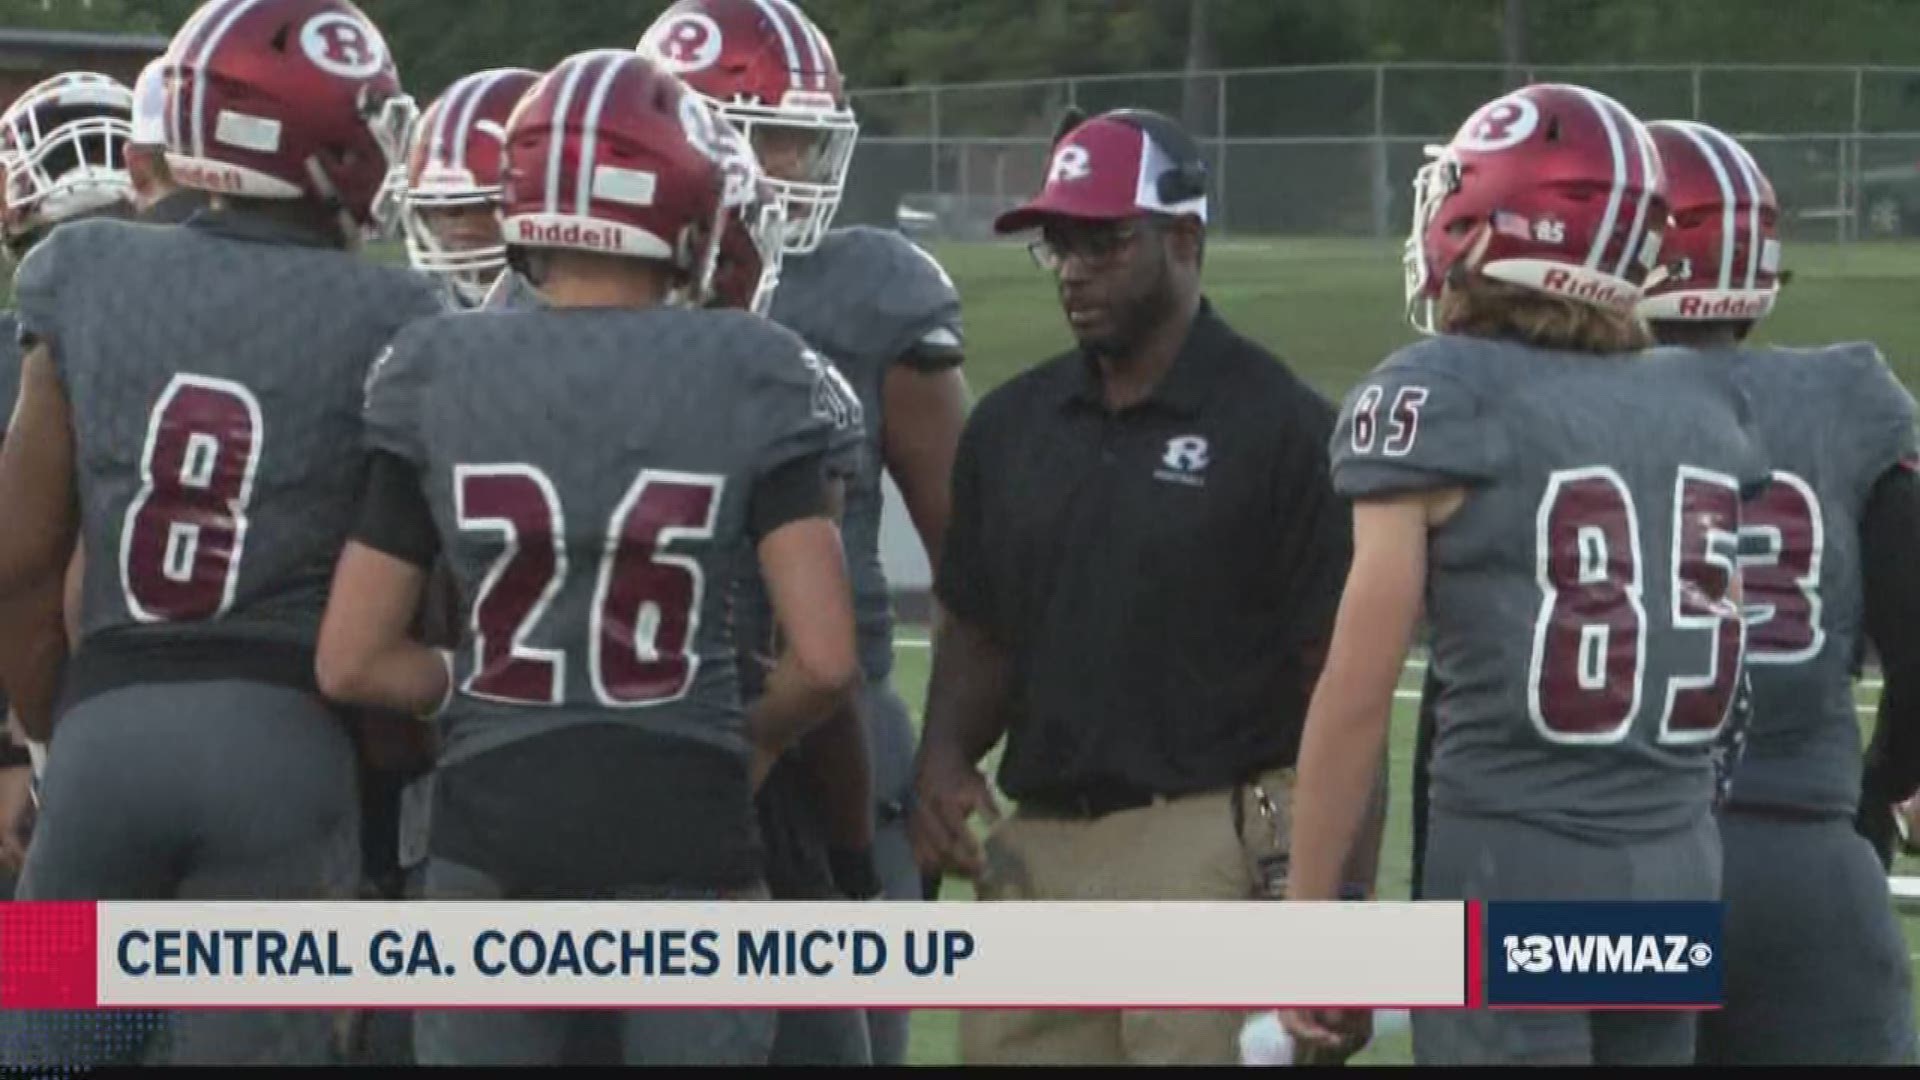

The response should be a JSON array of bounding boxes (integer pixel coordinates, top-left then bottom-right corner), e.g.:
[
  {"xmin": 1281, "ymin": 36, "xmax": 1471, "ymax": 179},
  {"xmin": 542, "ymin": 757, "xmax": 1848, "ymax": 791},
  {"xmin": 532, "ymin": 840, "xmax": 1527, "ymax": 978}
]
[{"xmin": 1154, "ymin": 435, "xmax": 1210, "ymax": 487}]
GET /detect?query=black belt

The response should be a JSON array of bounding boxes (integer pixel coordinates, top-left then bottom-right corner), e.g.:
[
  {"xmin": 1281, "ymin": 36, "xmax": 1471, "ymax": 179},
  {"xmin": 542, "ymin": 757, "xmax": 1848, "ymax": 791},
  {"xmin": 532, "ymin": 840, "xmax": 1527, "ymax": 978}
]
[{"xmin": 1020, "ymin": 785, "xmax": 1165, "ymax": 820}]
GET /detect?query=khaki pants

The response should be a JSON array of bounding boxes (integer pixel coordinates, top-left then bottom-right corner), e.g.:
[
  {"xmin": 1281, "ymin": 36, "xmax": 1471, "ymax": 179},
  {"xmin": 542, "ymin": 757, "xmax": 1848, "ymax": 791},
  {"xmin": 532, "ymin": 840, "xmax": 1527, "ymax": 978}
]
[{"xmin": 959, "ymin": 766, "xmax": 1295, "ymax": 1066}]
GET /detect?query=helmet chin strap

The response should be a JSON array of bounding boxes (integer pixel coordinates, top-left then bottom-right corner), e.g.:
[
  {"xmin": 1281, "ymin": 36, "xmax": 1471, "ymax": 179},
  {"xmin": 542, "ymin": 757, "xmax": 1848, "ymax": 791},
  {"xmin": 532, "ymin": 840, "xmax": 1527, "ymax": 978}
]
[
  {"xmin": 304, "ymin": 156, "xmax": 362, "ymax": 251},
  {"xmin": 1459, "ymin": 220, "xmax": 1495, "ymax": 276}
]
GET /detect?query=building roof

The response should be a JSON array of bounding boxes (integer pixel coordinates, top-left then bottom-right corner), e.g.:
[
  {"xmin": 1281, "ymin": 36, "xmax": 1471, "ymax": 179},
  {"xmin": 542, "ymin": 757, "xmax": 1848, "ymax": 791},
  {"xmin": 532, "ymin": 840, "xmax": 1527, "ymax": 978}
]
[{"xmin": 0, "ymin": 29, "xmax": 169, "ymax": 54}]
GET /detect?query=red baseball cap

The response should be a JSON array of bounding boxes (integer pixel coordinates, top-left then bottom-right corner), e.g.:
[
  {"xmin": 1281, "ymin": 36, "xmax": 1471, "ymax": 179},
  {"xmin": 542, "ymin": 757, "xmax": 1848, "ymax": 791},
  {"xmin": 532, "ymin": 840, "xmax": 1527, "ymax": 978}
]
[{"xmin": 993, "ymin": 109, "xmax": 1209, "ymax": 234}]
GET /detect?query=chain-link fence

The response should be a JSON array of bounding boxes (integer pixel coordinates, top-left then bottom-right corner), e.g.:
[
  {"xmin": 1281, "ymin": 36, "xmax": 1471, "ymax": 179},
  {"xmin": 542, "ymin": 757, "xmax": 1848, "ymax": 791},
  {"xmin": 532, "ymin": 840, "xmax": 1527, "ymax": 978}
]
[{"xmin": 840, "ymin": 63, "xmax": 1920, "ymax": 243}]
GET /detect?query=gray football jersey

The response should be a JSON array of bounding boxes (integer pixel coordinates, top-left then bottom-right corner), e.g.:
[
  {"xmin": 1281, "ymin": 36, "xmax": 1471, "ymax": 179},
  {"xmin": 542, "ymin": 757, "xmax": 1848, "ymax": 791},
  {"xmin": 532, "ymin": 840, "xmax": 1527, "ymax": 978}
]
[
  {"xmin": 12, "ymin": 214, "xmax": 443, "ymax": 651},
  {"xmin": 1332, "ymin": 335, "xmax": 1770, "ymax": 842},
  {"xmin": 754, "ymin": 226, "xmax": 963, "ymax": 680},
  {"xmin": 0, "ymin": 311, "xmax": 20, "ymax": 435},
  {"xmin": 1713, "ymin": 343, "xmax": 1918, "ymax": 814},
  {"xmin": 363, "ymin": 306, "xmax": 862, "ymax": 771}
]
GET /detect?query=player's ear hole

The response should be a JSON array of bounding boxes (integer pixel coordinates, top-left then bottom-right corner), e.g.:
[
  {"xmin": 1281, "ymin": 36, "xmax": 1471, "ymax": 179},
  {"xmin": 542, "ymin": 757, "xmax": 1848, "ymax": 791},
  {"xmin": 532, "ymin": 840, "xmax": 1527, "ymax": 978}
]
[
  {"xmin": 1544, "ymin": 116, "xmax": 1562, "ymax": 143},
  {"xmin": 271, "ymin": 24, "xmax": 291, "ymax": 53}
]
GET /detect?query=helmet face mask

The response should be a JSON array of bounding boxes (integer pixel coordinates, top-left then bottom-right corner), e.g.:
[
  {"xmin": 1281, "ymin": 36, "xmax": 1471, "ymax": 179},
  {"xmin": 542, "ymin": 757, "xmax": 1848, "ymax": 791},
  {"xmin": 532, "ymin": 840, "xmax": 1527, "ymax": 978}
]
[
  {"xmin": 714, "ymin": 94, "xmax": 855, "ymax": 255},
  {"xmin": 1403, "ymin": 148, "xmax": 1462, "ymax": 334},
  {"xmin": 405, "ymin": 194, "xmax": 506, "ymax": 305},
  {"xmin": 638, "ymin": 0, "xmax": 859, "ymax": 257},
  {"xmin": 394, "ymin": 68, "xmax": 537, "ymax": 303},
  {"xmin": 699, "ymin": 121, "xmax": 788, "ymax": 313},
  {"xmin": 0, "ymin": 73, "xmax": 134, "ymax": 257}
]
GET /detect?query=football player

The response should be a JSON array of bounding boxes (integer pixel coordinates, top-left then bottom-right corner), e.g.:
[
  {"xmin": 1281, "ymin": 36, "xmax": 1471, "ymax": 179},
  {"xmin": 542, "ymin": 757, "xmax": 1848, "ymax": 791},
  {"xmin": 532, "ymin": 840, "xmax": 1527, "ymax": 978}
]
[
  {"xmin": 125, "ymin": 56, "xmax": 208, "ymax": 223},
  {"xmin": 0, "ymin": 0, "xmax": 438, "ymax": 1066},
  {"xmin": 1280, "ymin": 84, "xmax": 1769, "ymax": 1066},
  {"xmin": 1635, "ymin": 119, "xmax": 1920, "ymax": 1065},
  {"xmin": 314, "ymin": 50, "xmax": 862, "ymax": 1067},
  {"xmin": 0, "ymin": 70, "xmax": 138, "ymax": 893},
  {"xmin": 641, "ymin": 1, "xmax": 969, "ymax": 1064},
  {"xmin": 394, "ymin": 67, "xmax": 540, "ymax": 309}
]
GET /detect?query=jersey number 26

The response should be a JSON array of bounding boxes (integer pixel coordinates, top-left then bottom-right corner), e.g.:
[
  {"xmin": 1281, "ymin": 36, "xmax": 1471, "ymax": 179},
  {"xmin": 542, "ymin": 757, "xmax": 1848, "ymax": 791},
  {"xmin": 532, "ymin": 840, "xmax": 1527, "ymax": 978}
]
[{"xmin": 455, "ymin": 464, "xmax": 722, "ymax": 708}]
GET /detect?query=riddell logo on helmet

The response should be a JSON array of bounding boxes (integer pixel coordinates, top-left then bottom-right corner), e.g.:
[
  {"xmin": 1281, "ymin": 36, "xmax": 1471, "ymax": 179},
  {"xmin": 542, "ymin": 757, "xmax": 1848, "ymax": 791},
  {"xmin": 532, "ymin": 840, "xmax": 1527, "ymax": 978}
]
[
  {"xmin": 515, "ymin": 218, "xmax": 624, "ymax": 251},
  {"xmin": 1541, "ymin": 267, "xmax": 1630, "ymax": 307},
  {"xmin": 1677, "ymin": 294, "xmax": 1769, "ymax": 319},
  {"xmin": 169, "ymin": 158, "xmax": 245, "ymax": 193}
]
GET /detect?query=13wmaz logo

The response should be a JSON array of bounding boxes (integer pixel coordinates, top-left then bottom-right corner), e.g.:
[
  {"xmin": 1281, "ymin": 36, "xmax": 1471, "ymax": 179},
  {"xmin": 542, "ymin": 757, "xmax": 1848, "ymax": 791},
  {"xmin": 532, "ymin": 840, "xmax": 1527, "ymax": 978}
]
[{"xmin": 1504, "ymin": 934, "xmax": 1714, "ymax": 975}]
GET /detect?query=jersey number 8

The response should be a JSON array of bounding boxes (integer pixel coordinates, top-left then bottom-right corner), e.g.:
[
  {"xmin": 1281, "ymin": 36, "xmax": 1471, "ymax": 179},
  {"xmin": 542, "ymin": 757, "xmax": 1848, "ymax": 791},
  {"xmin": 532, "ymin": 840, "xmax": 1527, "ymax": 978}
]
[{"xmin": 121, "ymin": 375, "xmax": 263, "ymax": 623}]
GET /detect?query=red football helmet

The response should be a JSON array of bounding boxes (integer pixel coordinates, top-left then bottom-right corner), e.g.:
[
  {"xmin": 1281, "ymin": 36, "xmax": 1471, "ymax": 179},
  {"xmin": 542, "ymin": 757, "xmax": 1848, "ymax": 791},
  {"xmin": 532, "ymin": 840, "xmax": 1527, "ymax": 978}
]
[
  {"xmin": 160, "ymin": 0, "xmax": 414, "ymax": 239},
  {"xmin": 397, "ymin": 67, "xmax": 540, "ymax": 305},
  {"xmin": 638, "ymin": 0, "xmax": 856, "ymax": 255},
  {"xmin": 1637, "ymin": 120, "xmax": 1780, "ymax": 325},
  {"xmin": 705, "ymin": 119, "xmax": 788, "ymax": 313},
  {"xmin": 1406, "ymin": 83, "xmax": 1668, "ymax": 333},
  {"xmin": 0, "ymin": 72, "xmax": 133, "ymax": 256},
  {"xmin": 499, "ymin": 49, "xmax": 782, "ymax": 311}
]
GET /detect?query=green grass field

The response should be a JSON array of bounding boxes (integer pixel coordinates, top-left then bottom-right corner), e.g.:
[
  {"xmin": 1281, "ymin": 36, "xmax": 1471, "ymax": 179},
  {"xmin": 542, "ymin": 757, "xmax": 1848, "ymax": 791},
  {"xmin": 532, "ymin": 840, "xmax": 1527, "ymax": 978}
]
[
  {"xmin": 887, "ymin": 237, "xmax": 1920, "ymax": 1065},
  {"xmin": 920, "ymin": 236, "xmax": 1920, "ymax": 401}
]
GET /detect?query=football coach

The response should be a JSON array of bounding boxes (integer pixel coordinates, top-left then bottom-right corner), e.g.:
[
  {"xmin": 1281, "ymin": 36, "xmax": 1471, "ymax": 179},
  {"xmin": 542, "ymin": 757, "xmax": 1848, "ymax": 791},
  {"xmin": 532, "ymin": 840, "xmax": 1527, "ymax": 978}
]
[{"xmin": 907, "ymin": 107, "xmax": 1369, "ymax": 1065}]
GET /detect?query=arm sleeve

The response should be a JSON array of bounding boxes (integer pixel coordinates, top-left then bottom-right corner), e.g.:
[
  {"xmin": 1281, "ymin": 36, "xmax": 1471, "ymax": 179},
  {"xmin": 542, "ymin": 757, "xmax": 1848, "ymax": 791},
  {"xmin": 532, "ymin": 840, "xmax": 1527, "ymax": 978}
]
[
  {"xmin": 351, "ymin": 451, "xmax": 439, "ymax": 568},
  {"xmin": 1328, "ymin": 359, "xmax": 1508, "ymax": 499},
  {"xmin": 1861, "ymin": 462, "xmax": 1920, "ymax": 801},
  {"xmin": 897, "ymin": 334, "xmax": 965, "ymax": 373},
  {"xmin": 748, "ymin": 449, "xmax": 832, "ymax": 541}
]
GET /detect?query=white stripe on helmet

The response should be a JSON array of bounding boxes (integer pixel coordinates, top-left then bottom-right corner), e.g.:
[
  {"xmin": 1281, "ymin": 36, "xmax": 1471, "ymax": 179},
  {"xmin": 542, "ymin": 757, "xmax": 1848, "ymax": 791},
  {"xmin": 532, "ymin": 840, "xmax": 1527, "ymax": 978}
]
[
  {"xmin": 768, "ymin": 0, "xmax": 826, "ymax": 90},
  {"xmin": 1705, "ymin": 124, "xmax": 1766, "ymax": 289},
  {"xmin": 192, "ymin": 0, "xmax": 272, "ymax": 161},
  {"xmin": 1614, "ymin": 108, "xmax": 1659, "ymax": 280},
  {"xmin": 543, "ymin": 54, "xmax": 593, "ymax": 215},
  {"xmin": 1673, "ymin": 121, "xmax": 1739, "ymax": 290},
  {"xmin": 575, "ymin": 54, "xmax": 627, "ymax": 216},
  {"xmin": 167, "ymin": 0, "xmax": 230, "ymax": 152},
  {"xmin": 748, "ymin": 0, "xmax": 806, "ymax": 90},
  {"xmin": 1571, "ymin": 86, "xmax": 1629, "ymax": 274},
  {"xmin": 452, "ymin": 70, "xmax": 510, "ymax": 175}
]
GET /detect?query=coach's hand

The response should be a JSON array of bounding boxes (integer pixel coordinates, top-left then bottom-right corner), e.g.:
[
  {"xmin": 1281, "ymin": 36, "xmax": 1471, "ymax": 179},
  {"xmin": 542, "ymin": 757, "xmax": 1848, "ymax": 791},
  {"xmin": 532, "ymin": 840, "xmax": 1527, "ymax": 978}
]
[
  {"xmin": 1280, "ymin": 1007, "xmax": 1372, "ymax": 1064},
  {"xmin": 0, "ymin": 764, "xmax": 33, "ymax": 875},
  {"xmin": 910, "ymin": 753, "xmax": 1001, "ymax": 881}
]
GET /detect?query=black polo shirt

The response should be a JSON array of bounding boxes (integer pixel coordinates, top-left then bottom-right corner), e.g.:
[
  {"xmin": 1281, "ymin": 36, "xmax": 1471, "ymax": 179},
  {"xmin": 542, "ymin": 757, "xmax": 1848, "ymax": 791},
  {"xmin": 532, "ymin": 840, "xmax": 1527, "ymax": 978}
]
[{"xmin": 937, "ymin": 298, "xmax": 1352, "ymax": 804}]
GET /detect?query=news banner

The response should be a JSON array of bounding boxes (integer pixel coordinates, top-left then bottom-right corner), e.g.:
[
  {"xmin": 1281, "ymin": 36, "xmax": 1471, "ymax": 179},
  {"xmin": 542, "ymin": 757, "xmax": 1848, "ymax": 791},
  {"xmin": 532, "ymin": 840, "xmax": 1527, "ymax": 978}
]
[{"xmin": 0, "ymin": 901, "xmax": 1721, "ymax": 1014}]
